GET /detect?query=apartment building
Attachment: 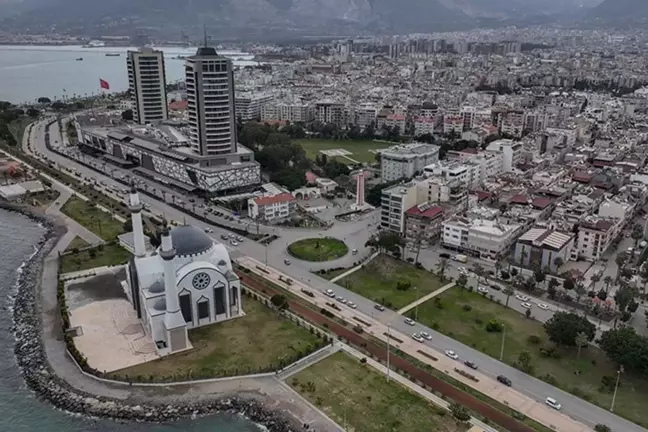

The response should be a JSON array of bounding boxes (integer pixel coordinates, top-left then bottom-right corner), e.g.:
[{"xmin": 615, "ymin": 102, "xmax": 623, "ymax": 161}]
[
  {"xmin": 261, "ymin": 102, "xmax": 313, "ymax": 123},
  {"xmin": 315, "ymin": 101, "xmax": 348, "ymax": 126},
  {"xmin": 443, "ymin": 110, "xmax": 463, "ymax": 134},
  {"xmin": 235, "ymin": 92, "xmax": 274, "ymax": 121},
  {"xmin": 442, "ymin": 217, "xmax": 522, "ymax": 260},
  {"xmin": 405, "ymin": 204, "xmax": 444, "ymax": 247},
  {"xmin": 414, "ymin": 117, "xmax": 436, "ymax": 136},
  {"xmin": 381, "ymin": 143, "xmax": 441, "ymax": 182},
  {"xmin": 486, "ymin": 139, "xmax": 522, "ymax": 172},
  {"xmin": 248, "ymin": 193, "xmax": 296, "ymax": 223},
  {"xmin": 573, "ymin": 217, "xmax": 617, "ymax": 261},
  {"xmin": 355, "ymin": 104, "xmax": 378, "ymax": 129},
  {"xmin": 380, "ymin": 182, "xmax": 420, "ymax": 233},
  {"xmin": 515, "ymin": 227, "xmax": 575, "ymax": 272}
]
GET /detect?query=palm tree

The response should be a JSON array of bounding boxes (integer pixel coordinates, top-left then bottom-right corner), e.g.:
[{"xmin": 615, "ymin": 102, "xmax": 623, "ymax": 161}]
[
  {"xmin": 590, "ymin": 272, "xmax": 601, "ymax": 293},
  {"xmin": 436, "ymin": 258, "xmax": 449, "ymax": 279},
  {"xmin": 553, "ymin": 256, "xmax": 564, "ymax": 273},
  {"xmin": 494, "ymin": 260, "xmax": 502, "ymax": 278},
  {"xmin": 457, "ymin": 274, "xmax": 468, "ymax": 290},
  {"xmin": 615, "ymin": 252, "xmax": 629, "ymax": 281},
  {"xmin": 520, "ymin": 248, "xmax": 528, "ymax": 267},
  {"xmin": 632, "ymin": 224, "xmax": 644, "ymax": 250},
  {"xmin": 603, "ymin": 275, "xmax": 613, "ymax": 294},
  {"xmin": 503, "ymin": 286, "xmax": 515, "ymax": 307},
  {"xmin": 547, "ymin": 278, "xmax": 560, "ymax": 299},
  {"xmin": 575, "ymin": 332, "xmax": 589, "ymax": 359},
  {"xmin": 473, "ymin": 263, "xmax": 485, "ymax": 285}
]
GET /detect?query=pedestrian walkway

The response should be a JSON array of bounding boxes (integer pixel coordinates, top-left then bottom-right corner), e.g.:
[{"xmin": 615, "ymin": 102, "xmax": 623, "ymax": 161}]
[
  {"xmin": 329, "ymin": 251, "xmax": 379, "ymax": 283},
  {"xmin": 237, "ymin": 255, "xmax": 592, "ymax": 432},
  {"xmin": 339, "ymin": 343, "xmax": 499, "ymax": 432},
  {"xmin": 397, "ymin": 282, "xmax": 455, "ymax": 315},
  {"xmin": 44, "ymin": 188, "xmax": 104, "ymax": 247},
  {"xmin": 277, "ymin": 344, "xmax": 340, "ymax": 380}
]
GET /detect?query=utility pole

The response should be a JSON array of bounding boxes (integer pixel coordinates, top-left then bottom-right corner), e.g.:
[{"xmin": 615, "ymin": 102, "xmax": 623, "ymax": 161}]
[
  {"xmin": 414, "ymin": 286, "xmax": 420, "ymax": 321},
  {"xmin": 386, "ymin": 324, "xmax": 391, "ymax": 381},
  {"xmin": 500, "ymin": 325, "xmax": 506, "ymax": 361}
]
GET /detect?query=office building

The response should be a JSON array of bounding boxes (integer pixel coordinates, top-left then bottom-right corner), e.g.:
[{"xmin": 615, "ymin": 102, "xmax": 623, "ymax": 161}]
[
  {"xmin": 381, "ymin": 143, "xmax": 440, "ymax": 182},
  {"xmin": 127, "ymin": 48, "xmax": 168, "ymax": 125},
  {"xmin": 185, "ymin": 47, "xmax": 237, "ymax": 156}
]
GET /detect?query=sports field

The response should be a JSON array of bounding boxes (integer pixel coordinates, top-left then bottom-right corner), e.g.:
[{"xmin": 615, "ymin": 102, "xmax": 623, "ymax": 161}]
[{"xmin": 295, "ymin": 138, "xmax": 392, "ymax": 164}]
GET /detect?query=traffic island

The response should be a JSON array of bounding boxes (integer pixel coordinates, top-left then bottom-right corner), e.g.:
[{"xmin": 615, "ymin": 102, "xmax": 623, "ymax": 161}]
[{"xmin": 287, "ymin": 237, "xmax": 349, "ymax": 262}]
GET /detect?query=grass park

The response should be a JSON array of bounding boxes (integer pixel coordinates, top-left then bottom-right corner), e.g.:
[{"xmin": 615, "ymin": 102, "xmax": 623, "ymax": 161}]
[
  {"xmin": 411, "ymin": 287, "xmax": 648, "ymax": 427},
  {"xmin": 295, "ymin": 138, "xmax": 391, "ymax": 165},
  {"xmin": 114, "ymin": 299, "xmax": 322, "ymax": 381},
  {"xmin": 64, "ymin": 236, "xmax": 90, "ymax": 252},
  {"xmin": 60, "ymin": 243, "xmax": 132, "ymax": 273},
  {"xmin": 288, "ymin": 237, "xmax": 349, "ymax": 262},
  {"xmin": 60, "ymin": 196, "xmax": 124, "ymax": 241},
  {"xmin": 336, "ymin": 254, "xmax": 446, "ymax": 310},
  {"xmin": 289, "ymin": 351, "xmax": 467, "ymax": 432}
]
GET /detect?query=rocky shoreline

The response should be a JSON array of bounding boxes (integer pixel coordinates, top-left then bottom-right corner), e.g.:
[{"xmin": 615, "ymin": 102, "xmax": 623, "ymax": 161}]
[{"xmin": 5, "ymin": 203, "xmax": 304, "ymax": 431}]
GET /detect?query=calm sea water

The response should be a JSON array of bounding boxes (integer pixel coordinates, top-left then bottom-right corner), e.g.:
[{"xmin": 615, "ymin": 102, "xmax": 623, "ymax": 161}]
[
  {"xmin": 0, "ymin": 209, "xmax": 262, "ymax": 432},
  {"xmin": 0, "ymin": 45, "xmax": 257, "ymax": 103}
]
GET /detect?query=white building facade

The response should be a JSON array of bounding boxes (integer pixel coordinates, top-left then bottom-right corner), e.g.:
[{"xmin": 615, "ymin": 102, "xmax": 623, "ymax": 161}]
[{"xmin": 381, "ymin": 143, "xmax": 441, "ymax": 182}]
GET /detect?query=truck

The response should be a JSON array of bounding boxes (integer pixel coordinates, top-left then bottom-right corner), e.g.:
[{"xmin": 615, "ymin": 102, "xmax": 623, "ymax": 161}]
[{"xmin": 453, "ymin": 254, "xmax": 468, "ymax": 263}]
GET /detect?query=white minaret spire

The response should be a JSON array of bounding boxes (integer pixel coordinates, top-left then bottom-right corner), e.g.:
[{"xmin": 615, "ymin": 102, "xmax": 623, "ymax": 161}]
[
  {"xmin": 129, "ymin": 186, "xmax": 146, "ymax": 257},
  {"xmin": 160, "ymin": 229, "xmax": 186, "ymax": 334}
]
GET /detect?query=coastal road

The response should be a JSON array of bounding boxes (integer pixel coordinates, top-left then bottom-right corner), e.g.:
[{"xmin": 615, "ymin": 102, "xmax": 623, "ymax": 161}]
[{"xmin": 25, "ymin": 117, "xmax": 647, "ymax": 432}]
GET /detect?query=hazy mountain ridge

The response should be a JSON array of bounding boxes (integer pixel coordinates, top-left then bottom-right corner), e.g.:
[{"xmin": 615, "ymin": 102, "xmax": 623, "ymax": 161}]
[{"xmin": 588, "ymin": 0, "xmax": 648, "ymax": 23}]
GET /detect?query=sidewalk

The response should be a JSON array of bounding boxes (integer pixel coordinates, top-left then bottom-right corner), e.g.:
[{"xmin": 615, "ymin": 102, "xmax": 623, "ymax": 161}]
[
  {"xmin": 397, "ymin": 282, "xmax": 454, "ymax": 315},
  {"xmin": 237, "ymin": 255, "xmax": 592, "ymax": 432},
  {"xmin": 329, "ymin": 251, "xmax": 379, "ymax": 283}
]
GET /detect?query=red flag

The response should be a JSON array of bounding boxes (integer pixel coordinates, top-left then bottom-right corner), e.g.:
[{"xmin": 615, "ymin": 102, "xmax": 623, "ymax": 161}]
[{"xmin": 99, "ymin": 78, "xmax": 110, "ymax": 90}]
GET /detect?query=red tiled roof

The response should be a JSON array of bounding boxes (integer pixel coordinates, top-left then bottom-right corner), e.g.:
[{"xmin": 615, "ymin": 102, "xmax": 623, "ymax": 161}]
[
  {"xmin": 461, "ymin": 148, "xmax": 478, "ymax": 154},
  {"xmin": 254, "ymin": 193, "xmax": 295, "ymax": 206},
  {"xmin": 510, "ymin": 194, "xmax": 529, "ymax": 205},
  {"xmin": 406, "ymin": 205, "xmax": 443, "ymax": 219},
  {"xmin": 305, "ymin": 171, "xmax": 319, "ymax": 184},
  {"xmin": 168, "ymin": 100, "xmax": 188, "ymax": 111},
  {"xmin": 532, "ymin": 197, "xmax": 552, "ymax": 209},
  {"xmin": 476, "ymin": 191, "xmax": 490, "ymax": 201},
  {"xmin": 572, "ymin": 171, "xmax": 592, "ymax": 183}
]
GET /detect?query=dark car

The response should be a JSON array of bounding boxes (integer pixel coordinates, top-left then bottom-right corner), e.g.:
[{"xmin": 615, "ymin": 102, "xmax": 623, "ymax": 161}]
[
  {"xmin": 464, "ymin": 360, "xmax": 478, "ymax": 370},
  {"xmin": 489, "ymin": 284, "xmax": 501, "ymax": 291},
  {"xmin": 439, "ymin": 252, "xmax": 451, "ymax": 259},
  {"xmin": 497, "ymin": 375, "xmax": 512, "ymax": 386},
  {"xmin": 374, "ymin": 304, "xmax": 386, "ymax": 312}
]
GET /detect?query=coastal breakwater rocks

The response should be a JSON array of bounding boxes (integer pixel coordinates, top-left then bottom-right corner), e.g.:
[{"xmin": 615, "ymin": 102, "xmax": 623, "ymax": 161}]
[{"xmin": 6, "ymin": 205, "xmax": 301, "ymax": 431}]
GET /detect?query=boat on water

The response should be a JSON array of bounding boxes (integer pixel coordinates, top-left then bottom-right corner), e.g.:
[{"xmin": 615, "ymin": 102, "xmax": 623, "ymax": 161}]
[
  {"xmin": 174, "ymin": 55, "xmax": 186, "ymax": 60},
  {"xmin": 105, "ymin": 53, "xmax": 121, "ymax": 57},
  {"xmin": 76, "ymin": 57, "xmax": 83, "ymax": 61}
]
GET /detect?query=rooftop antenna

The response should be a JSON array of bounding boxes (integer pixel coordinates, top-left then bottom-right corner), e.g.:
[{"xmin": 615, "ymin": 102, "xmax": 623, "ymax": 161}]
[{"xmin": 203, "ymin": 24, "xmax": 208, "ymax": 47}]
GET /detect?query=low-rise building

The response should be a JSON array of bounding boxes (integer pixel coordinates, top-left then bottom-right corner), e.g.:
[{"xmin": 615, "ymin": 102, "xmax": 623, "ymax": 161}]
[
  {"xmin": 442, "ymin": 217, "xmax": 522, "ymax": 260},
  {"xmin": 514, "ymin": 227, "xmax": 575, "ymax": 273},
  {"xmin": 405, "ymin": 204, "xmax": 444, "ymax": 247},
  {"xmin": 247, "ymin": 193, "xmax": 296, "ymax": 223}
]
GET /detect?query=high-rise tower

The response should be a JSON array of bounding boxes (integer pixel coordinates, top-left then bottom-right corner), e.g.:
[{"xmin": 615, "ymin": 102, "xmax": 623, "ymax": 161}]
[
  {"xmin": 184, "ymin": 47, "xmax": 237, "ymax": 156},
  {"xmin": 127, "ymin": 47, "xmax": 168, "ymax": 125}
]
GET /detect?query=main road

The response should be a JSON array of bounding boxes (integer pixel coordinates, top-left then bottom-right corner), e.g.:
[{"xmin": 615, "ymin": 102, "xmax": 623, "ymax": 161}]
[{"xmin": 25, "ymin": 117, "xmax": 646, "ymax": 432}]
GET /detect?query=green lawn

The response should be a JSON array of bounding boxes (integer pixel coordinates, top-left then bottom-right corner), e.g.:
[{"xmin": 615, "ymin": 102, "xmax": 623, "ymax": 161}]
[
  {"xmin": 336, "ymin": 255, "xmax": 446, "ymax": 310},
  {"xmin": 295, "ymin": 138, "xmax": 392, "ymax": 164},
  {"xmin": 64, "ymin": 236, "xmax": 90, "ymax": 253},
  {"xmin": 113, "ymin": 299, "xmax": 322, "ymax": 381},
  {"xmin": 8, "ymin": 117, "xmax": 34, "ymax": 145},
  {"xmin": 289, "ymin": 351, "xmax": 466, "ymax": 432},
  {"xmin": 288, "ymin": 237, "xmax": 348, "ymax": 262},
  {"xmin": 60, "ymin": 243, "xmax": 131, "ymax": 273},
  {"xmin": 60, "ymin": 196, "xmax": 124, "ymax": 241},
  {"xmin": 413, "ymin": 287, "xmax": 648, "ymax": 428}
]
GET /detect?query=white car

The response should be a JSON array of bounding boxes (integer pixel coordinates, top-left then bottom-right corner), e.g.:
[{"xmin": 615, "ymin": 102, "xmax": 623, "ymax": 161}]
[
  {"xmin": 458, "ymin": 267, "xmax": 468, "ymax": 275},
  {"xmin": 445, "ymin": 350, "xmax": 459, "ymax": 360},
  {"xmin": 420, "ymin": 331, "xmax": 432, "ymax": 340},
  {"xmin": 325, "ymin": 289, "xmax": 336, "ymax": 298},
  {"xmin": 545, "ymin": 397, "xmax": 562, "ymax": 410},
  {"xmin": 336, "ymin": 296, "xmax": 347, "ymax": 304},
  {"xmin": 521, "ymin": 302, "xmax": 532, "ymax": 309},
  {"xmin": 404, "ymin": 318, "xmax": 416, "ymax": 326},
  {"xmin": 477, "ymin": 286, "xmax": 489, "ymax": 294},
  {"xmin": 230, "ymin": 240, "xmax": 239, "ymax": 246},
  {"xmin": 538, "ymin": 303, "xmax": 549, "ymax": 310},
  {"xmin": 412, "ymin": 333, "xmax": 424, "ymax": 343},
  {"xmin": 515, "ymin": 294, "xmax": 529, "ymax": 301},
  {"xmin": 204, "ymin": 228, "xmax": 214, "ymax": 233},
  {"xmin": 347, "ymin": 301, "xmax": 357, "ymax": 309}
]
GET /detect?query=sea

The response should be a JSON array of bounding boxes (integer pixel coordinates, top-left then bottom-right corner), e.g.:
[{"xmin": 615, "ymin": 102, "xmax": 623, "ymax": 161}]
[
  {"xmin": 0, "ymin": 209, "xmax": 263, "ymax": 432},
  {"xmin": 0, "ymin": 45, "xmax": 259, "ymax": 104}
]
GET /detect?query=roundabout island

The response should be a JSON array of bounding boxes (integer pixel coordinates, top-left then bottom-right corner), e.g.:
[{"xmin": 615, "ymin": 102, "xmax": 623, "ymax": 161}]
[{"xmin": 287, "ymin": 237, "xmax": 349, "ymax": 262}]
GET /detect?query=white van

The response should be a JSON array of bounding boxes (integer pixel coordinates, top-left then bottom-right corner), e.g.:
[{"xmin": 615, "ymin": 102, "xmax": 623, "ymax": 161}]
[{"xmin": 545, "ymin": 397, "xmax": 561, "ymax": 410}]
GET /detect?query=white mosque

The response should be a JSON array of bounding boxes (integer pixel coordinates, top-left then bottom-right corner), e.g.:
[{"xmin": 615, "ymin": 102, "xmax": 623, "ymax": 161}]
[{"xmin": 124, "ymin": 187, "xmax": 242, "ymax": 356}]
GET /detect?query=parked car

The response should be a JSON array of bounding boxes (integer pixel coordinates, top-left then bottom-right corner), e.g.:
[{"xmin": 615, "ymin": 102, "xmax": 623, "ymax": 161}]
[
  {"xmin": 404, "ymin": 318, "xmax": 416, "ymax": 326},
  {"xmin": 230, "ymin": 240, "xmax": 239, "ymax": 246},
  {"xmin": 221, "ymin": 234, "xmax": 229, "ymax": 240},
  {"xmin": 374, "ymin": 304, "xmax": 385, "ymax": 312},
  {"xmin": 412, "ymin": 333, "xmax": 424, "ymax": 343},
  {"xmin": 204, "ymin": 228, "xmax": 214, "ymax": 233},
  {"xmin": 538, "ymin": 303, "xmax": 549, "ymax": 310},
  {"xmin": 419, "ymin": 331, "xmax": 432, "ymax": 341},
  {"xmin": 489, "ymin": 284, "xmax": 501, "ymax": 291},
  {"xmin": 497, "ymin": 375, "xmax": 512, "ymax": 386},
  {"xmin": 445, "ymin": 350, "xmax": 459, "ymax": 360},
  {"xmin": 236, "ymin": 236, "xmax": 244, "ymax": 242},
  {"xmin": 347, "ymin": 301, "xmax": 357, "ymax": 309},
  {"xmin": 521, "ymin": 302, "xmax": 532, "ymax": 309},
  {"xmin": 325, "ymin": 289, "xmax": 336, "ymax": 298},
  {"xmin": 464, "ymin": 360, "xmax": 478, "ymax": 370},
  {"xmin": 545, "ymin": 397, "xmax": 562, "ymax": 410},
  {"xmin": 439, "ymin": 252, "xmax": 451, "ymax": 259},
  {"xmin": 477, "ymin": 286, "xmax": 489, "ymax": 294},
  {"xmin": 515, "ymin": 294, "xmax": 529, "ymax": 301},
  {"xmin": 336, "ymin": 296, "xmax": 347, "ymax": 304},
  {"xmin": 284, "ymin": 259, "xmax": 291, "ymax": 265}
]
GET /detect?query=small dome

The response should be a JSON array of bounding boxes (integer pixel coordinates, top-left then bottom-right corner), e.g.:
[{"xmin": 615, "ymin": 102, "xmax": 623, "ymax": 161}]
[
  {"xmin": 153, "ymin": 298, "xmax": 166, "ymax": 312},
  {"xmin": 170, "ymin": 225, "xmax": 213, "ymax": 256},
  {"xmin": 149, "ymin": 280, "xmax": 164, "ymax": 293},
  {"xmin": 218, "ymin": 259, "xmax": 227, "ymax": 266}
]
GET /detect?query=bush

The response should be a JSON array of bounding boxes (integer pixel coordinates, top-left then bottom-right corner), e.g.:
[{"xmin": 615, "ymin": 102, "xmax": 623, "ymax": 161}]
[
  {"xmin": 594, "ymin": 424, "xmax": 611, "ymax": 432},
  {"xmin": 360, "ymin": 357, "xmax": 367, "ymax": 364},
  {"xmin": 449, "ymin": 402, "xmax": 471, "ymax": 422},
  {"xmin": 462, "ymin": 304, "xmax": 472, "ymax": 312},
  {"xmin": 485, "ymin": 319, "xmax": 503, "ymax": 333},
  {"xmin": 527, "ymin": 335, "xmax": 541, "ymax": 345},
  {"xmin": 541, "ymin": 374, "xmax": 557, "ymax": 385}
]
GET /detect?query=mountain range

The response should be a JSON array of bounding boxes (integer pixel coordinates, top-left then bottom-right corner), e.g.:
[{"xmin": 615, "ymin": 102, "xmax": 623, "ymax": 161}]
[{"xmin": 2, "ymin": 0, "xmax": 640, "ymax": 38}]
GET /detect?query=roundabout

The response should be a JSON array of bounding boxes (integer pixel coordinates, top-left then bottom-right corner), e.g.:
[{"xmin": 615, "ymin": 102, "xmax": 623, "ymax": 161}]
[{"xmin": 287, "ymin": 237, "xmax": 349, "ymax": 262}]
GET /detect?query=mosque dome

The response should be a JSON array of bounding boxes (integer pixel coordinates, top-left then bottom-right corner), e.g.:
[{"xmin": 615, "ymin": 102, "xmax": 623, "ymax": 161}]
[
  {"xmin": 169, "ymin": 225, "xmax": 213, "ymax": 256},
  {"xmin": 149, "ymin": 280, "xmax": 165, "ymax": 293},
  {"xmin": 153, "ymin": 298, "xmax": 166, "ymax": 312}
]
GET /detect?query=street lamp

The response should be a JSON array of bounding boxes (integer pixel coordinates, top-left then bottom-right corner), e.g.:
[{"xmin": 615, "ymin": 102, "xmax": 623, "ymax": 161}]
[
  {"xmin": 499, "ymin": 324, "xmax": 506, "ymax": 361},
  {"xmin": 414, "ymin": 286, "xmax": 420, "ymax": 321},
  {"xmin": 610, "ymin": 367, "xmax": 623, "ymax": 412},
  {"xmin": 386, "ymin": 323, "xmax": 391, "ymax": 382}
]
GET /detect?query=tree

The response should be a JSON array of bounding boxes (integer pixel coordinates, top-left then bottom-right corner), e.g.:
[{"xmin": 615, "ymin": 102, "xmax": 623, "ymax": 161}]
[
  {"xmin": 515, "ymin": 350, "xmax": 534, "ymax": 374},
  {"xmin": 510, "ymin": 268, "xmax": 518, "ymax": 277},
  {"xmin": 503, "ymin": 286, "xmax": 514, "ymax": 307},
  {"xmin": 37, "ymin": 97, "xmax": 51, "ymax": 104},
  {"xmin": 599, "ymin": 327, "xmax": 648, "ymax": 376},
  {"xmin": 594, "ymin": 425, "xmax": 611, "ymax": 432},
  {"xmin": 436, "ymin": 258, "xmax": 449, "ymax": 279},
  {"xmin": 615, "ymin": 252, "xmax": 629, "ymax": 281},
  {"xmin": 590, "ymin": 272, "xmax": 601, "ymax": 293},
  {"xmin": 603, "ymin": 275, "xmax": 614, "ymax": 294},
  {"xmin": 575, "ymin": 331, "xmax": 589, "ymax": 359},
  {"xmin": 449, "ymin": 402, "xmax": 471, "ymax": 422},
  {"xmin": 121, "ymin": 109, "xmax": 134, "ymax": 121},
  {"xmin": 632, "ymin": 223, "xmax": 644, "ymax": 250},
  {"xmin": 375, "ymin": 231, "xmax": 405, "ymax": 255},
  {"xmin": 563, "ymin": 277, "xmax": 575, "ymax": 292},
  {"xmin": 270, "ymin": 294, "xmax": 289, "ymax": 311},
  {"xmin": 614, "ymin": 284, "xmax": 635, "ymax": 314},
  {"xmin": 553, "ymin": 256, "xmax": 564, "ymax": 272},
  {"xmin": 26, "ymin": 107, "xmax": 40, "ymax": 117},
  {"xmin": 472, "ymin": 263, "xmax": 485, "ymax": 285},
  {"xmin": 640, "ymin": 264, "xmax": 648, "ymax": 294},
  {"xmin": 396, "ymin": 280, "xmax": 412, "ymax": 291},
  {"xmin": 456, "ymin": 274, "xmax": 468, "ymax": 290},
  {"xmin": 547, "ymin": 278, "xmax": 560, "ymax": 300},
  {"xmin": 543, "ymin": 312, "xmax": 596, "ymax": 347},
  {"xmin": 534, "ymin": 269, "xmax": 546, "ymax": 288}
]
